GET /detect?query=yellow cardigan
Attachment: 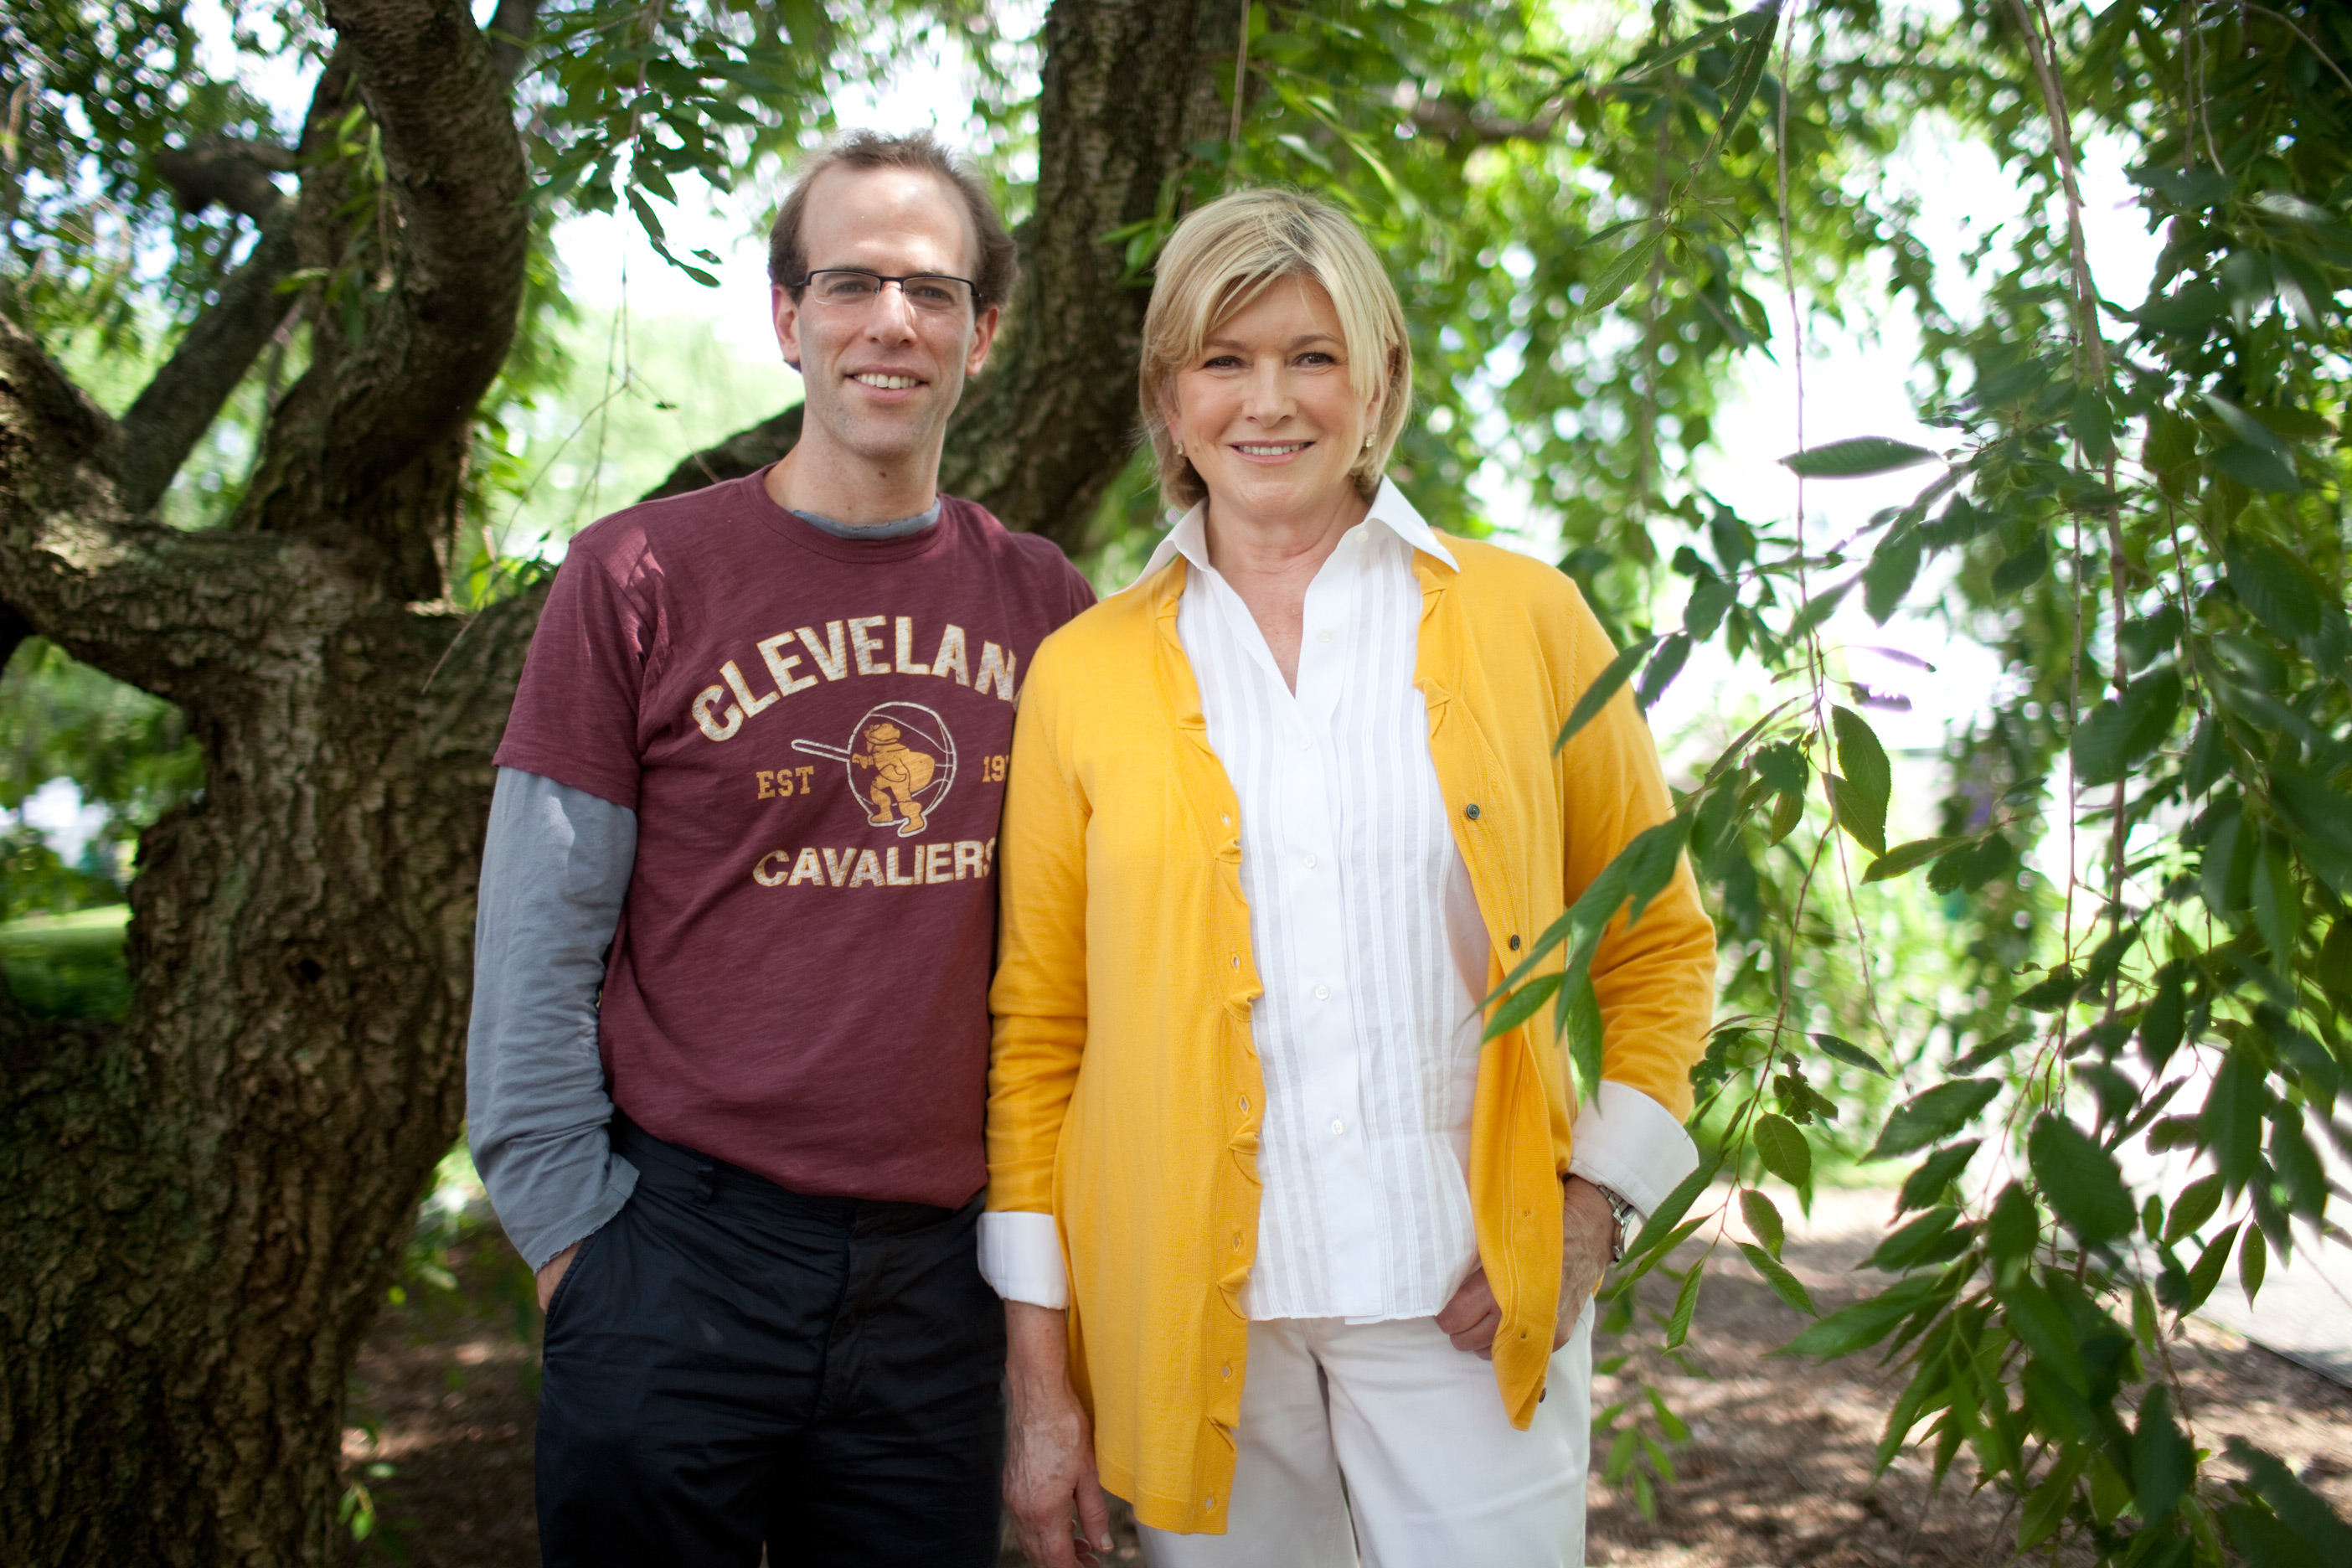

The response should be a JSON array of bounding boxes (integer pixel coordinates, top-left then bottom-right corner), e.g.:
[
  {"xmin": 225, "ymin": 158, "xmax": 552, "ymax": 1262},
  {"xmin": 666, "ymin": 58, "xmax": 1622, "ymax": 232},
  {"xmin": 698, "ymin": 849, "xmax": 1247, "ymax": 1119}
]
[{"xmin": 987, "ymin": 537, "xmax": 1715, "ymax": 1535}]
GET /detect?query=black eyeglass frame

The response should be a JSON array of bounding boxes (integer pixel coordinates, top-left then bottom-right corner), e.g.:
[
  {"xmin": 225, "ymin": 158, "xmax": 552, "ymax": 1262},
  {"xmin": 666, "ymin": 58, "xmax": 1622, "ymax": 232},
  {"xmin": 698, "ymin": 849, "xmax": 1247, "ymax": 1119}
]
[{"xmin": 789, "ymin": 268, "xmax": 981, "ymax": 312}]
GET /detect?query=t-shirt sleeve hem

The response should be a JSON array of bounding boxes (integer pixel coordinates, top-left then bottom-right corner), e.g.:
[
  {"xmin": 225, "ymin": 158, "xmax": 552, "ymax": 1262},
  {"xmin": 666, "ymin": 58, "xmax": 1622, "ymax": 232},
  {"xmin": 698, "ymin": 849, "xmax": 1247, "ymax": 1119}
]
[{"xmin": 487, "ymin": 749, "xmax": 642, "ymax": 813}]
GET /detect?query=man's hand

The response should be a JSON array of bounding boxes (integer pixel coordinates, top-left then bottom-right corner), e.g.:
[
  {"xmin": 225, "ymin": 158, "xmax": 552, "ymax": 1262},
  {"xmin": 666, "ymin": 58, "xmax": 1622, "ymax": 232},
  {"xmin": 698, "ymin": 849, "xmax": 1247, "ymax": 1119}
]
[
  {"xmin": 535, "ymin": 1240, "xmax": 581, "ymax": 1313},
  {"xmin": 1436, "ymin": 1176, "xmax": 1621, "ymax": 1359},
  {"xmin": 1003, "ymin": 1301, "xmax": 1112, "ymax": 1568}
]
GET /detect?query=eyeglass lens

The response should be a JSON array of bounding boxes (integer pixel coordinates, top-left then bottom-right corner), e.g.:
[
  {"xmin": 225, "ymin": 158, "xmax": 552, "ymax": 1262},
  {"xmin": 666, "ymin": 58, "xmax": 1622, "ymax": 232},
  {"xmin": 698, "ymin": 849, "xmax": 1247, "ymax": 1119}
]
[{"xmin": 807, "ymin": 271, "xmax": 971, "ymax": 312}]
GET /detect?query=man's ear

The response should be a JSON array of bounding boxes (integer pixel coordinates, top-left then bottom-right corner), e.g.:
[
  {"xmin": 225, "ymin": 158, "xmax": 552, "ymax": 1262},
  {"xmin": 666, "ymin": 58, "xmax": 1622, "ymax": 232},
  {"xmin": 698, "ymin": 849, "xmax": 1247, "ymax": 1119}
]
[
  {"xmin": 772, "ymin": 282, "xmax": 803, "ymax": 373},
  {"xmin": 964, "ymin": 304, "xmax": 1002, "ymax": 377}
]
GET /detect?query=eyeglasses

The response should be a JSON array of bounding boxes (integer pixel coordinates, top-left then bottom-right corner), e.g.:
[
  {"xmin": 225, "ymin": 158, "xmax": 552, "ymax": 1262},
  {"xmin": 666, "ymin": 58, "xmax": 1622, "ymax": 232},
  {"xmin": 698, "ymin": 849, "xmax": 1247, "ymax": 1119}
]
[{"xmin": 793, "ymin": 269, "xmax": 977, "ymax": 314}]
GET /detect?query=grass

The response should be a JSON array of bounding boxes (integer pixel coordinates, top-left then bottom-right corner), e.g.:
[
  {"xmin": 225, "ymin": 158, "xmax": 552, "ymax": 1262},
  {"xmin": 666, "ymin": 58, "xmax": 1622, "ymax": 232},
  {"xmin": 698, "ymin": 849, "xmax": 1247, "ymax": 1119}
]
[{"xmin": 0, "ymin": 903, "xmax": 132, "ymax": 1019}]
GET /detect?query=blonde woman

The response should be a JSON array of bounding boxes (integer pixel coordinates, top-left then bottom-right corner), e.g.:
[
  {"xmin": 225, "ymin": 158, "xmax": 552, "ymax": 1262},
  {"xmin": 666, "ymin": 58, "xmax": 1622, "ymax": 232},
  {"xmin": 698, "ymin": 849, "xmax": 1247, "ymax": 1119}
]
[{"xmin": 982, "ymin": 188, "xmax": 1715, "ymax": 1568}]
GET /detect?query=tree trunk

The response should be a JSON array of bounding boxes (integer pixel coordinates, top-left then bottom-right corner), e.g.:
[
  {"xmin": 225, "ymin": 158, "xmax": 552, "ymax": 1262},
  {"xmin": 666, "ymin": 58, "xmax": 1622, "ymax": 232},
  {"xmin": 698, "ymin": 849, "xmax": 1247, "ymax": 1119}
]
[{"xmin": 0, "ymin": 1, "xmax": 1236, "ymax": 1562}]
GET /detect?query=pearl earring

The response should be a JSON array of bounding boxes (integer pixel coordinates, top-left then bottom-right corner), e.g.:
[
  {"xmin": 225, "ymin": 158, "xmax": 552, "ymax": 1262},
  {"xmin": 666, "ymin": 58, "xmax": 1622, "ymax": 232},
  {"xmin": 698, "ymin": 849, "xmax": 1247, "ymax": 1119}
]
[
  {"xmin": 1362, "ymin": 432, "xmax": 1374, "ymax": 451},
  {"xmin": 1173, "ymin": 439, "xmax": 1184, "ymax": 456}
]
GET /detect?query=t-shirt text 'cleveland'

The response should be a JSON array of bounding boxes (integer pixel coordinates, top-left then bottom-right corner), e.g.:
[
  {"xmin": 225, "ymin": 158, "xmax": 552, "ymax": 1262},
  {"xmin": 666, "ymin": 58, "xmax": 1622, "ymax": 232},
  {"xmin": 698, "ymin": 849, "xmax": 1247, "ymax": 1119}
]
[{"xmin": 495, "ymin": 470, "xmax": 1096, "ymax": 1207}]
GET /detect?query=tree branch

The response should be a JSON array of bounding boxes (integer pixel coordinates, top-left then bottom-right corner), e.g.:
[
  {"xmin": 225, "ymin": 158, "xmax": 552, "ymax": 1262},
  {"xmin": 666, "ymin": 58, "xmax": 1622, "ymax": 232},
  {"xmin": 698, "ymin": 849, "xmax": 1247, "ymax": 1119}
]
[
  {"xmin": 116, "ymin": 69, "xmax": 367, "ymax": 516},
  {"xmin": 643, "ymin": 404, "xmax": 804, "ymax": 502},
  {"xmin": 485, "ymin": 0, "xmax": 544, "ymax": 84},
  {"xmin": 114, "ymin": 231, "xmax": 295, "ymax": 515},
  {"xmin": 151, "ymin": 139, "xmax": 297, "ymax": 229},
  {"xmin": 1406, "ymin": 93, "xmax": 1570, "ymax": 144},
  {"xmin": 240, "ymin": 0, "xmax": 529, "ymax": 600},
  {"xmin": 1, "ymin": 312, "xmax": 296, "ymax": 691}
]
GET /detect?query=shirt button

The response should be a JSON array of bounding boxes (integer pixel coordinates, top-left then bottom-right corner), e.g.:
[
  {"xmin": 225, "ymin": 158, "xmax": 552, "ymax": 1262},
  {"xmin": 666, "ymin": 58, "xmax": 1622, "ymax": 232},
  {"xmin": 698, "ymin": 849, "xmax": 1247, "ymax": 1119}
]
[
  {"xmin": 1330, "ymin": 1119, "xmax": 1345, "ymax": 1136},
  {"xmin": 1302, "ymin": 854, "xmax": 1318, "ymax": 869},
  {"xmin": 1316, "ymin": 627, "xmax": 1333, "ymax": 644},
  {"xmin": 1313, "ymin": 984, "xmax": 1330, "ymax": 1001},
  {"xmin": 1299, "ymin": 737, "xmax": 1313, "ymax": 752}
]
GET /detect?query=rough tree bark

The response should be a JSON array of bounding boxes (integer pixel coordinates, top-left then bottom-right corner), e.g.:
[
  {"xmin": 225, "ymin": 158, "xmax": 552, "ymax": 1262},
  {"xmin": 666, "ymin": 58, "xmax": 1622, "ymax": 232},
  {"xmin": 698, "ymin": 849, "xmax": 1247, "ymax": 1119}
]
[{"xmin": 0, "ymin": 0, "xmax": 1235, "ymax": 1562}]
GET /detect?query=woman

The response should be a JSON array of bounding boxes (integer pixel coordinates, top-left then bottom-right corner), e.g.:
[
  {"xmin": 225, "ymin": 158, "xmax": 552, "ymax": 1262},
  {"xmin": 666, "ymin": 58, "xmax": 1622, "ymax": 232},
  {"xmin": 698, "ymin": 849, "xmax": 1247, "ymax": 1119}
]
[{"xmin": 981, "ymin": 188, "xmax": 1716, "ymax": 1568}]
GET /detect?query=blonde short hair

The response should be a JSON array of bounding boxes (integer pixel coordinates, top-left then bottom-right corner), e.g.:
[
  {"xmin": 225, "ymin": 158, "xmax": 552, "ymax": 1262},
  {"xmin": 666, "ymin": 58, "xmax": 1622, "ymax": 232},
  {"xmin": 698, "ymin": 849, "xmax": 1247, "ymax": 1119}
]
[{"xmin": 1138, "ymin": 188, "xmax": 1411, "ymax": 513}]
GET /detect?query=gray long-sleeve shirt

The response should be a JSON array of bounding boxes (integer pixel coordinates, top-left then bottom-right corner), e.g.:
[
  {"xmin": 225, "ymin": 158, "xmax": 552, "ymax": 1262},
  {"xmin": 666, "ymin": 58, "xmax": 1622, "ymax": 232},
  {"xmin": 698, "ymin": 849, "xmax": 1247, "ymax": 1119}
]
[{"xmin": 467, "ymin": 767, "xmax": 640, "ymax": 1270}]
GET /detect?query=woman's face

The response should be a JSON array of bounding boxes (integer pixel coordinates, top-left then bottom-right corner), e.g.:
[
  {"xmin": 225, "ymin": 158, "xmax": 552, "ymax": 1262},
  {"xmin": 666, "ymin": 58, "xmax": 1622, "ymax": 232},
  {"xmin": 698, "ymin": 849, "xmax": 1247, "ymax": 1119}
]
[{"xmin": 1163, "ymin": 276, "xmax": 1380, "ymax": 528}]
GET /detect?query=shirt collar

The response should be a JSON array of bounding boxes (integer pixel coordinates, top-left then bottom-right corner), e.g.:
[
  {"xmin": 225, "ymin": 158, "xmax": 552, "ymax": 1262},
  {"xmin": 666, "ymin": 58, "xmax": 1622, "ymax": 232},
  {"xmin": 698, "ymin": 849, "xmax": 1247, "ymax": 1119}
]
[{"xmin": 1122, "ymin": 475, "xmax": 1457, "ymax": 591}]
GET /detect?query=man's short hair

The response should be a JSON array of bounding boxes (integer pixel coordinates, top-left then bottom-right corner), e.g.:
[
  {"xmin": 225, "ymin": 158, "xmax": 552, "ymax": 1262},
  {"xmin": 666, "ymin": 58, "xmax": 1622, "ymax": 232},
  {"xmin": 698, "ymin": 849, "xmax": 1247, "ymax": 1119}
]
[{"xmin": 766, "ymin": 130, "xmax": 1019, "ymax": 313}]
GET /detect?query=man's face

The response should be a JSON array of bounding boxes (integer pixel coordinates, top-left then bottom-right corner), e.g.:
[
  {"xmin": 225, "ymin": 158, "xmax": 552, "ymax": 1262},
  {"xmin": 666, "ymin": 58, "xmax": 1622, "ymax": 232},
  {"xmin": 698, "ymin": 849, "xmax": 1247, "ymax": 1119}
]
[{"xmin": 772, "ymin": 166, "xmax": 1001, "ymax": 472}]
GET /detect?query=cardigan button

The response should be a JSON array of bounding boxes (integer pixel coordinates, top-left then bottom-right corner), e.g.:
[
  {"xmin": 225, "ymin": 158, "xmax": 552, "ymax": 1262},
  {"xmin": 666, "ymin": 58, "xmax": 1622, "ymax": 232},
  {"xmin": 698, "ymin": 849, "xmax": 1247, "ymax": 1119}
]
[
  {"xmin": 1509, "ymin": 933, "xmax": 1521, "ymax": 951},
  {"xmin": 1464, "ymin": 802, "xmax": 1481, "ymax": 820}
]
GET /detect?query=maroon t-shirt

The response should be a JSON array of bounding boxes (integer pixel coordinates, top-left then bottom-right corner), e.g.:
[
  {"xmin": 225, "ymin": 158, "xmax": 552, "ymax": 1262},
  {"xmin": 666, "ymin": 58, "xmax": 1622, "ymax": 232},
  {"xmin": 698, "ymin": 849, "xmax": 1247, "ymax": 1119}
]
[{"xmin": 495, "ymin": 470, "xmax": 1095, "ymax": 1207}]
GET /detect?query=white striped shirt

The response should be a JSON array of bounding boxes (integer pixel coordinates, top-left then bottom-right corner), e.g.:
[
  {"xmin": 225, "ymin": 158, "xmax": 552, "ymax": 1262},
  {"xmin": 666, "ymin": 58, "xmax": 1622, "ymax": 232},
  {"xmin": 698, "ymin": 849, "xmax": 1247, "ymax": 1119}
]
[{"xmin": 977, "ymin": 479, "xmax": 1699, "ymax": 1318}]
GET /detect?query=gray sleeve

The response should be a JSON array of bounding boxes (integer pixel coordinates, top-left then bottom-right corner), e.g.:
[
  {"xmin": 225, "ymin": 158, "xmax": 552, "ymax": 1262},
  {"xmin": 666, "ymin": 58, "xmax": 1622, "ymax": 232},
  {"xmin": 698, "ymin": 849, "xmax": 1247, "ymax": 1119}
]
[{"xmin": 466, "ymin": 766, "xmax": 642, "ymax": 1270}]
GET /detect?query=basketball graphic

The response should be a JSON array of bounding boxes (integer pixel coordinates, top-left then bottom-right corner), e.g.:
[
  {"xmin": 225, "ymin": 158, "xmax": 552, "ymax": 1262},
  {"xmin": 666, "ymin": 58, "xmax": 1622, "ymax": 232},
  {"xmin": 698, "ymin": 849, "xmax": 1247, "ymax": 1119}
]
[{"xmin": 791, "ymin": 702, "xmax": 957, "ymax": 838}]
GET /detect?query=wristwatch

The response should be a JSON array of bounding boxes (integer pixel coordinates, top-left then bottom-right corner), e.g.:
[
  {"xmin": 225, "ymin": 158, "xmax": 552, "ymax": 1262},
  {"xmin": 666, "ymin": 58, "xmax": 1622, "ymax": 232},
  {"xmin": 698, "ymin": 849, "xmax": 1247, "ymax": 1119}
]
[{"xmin": 1595, "ymin": 1183, "xmax": 1639, "ymax": 1263}]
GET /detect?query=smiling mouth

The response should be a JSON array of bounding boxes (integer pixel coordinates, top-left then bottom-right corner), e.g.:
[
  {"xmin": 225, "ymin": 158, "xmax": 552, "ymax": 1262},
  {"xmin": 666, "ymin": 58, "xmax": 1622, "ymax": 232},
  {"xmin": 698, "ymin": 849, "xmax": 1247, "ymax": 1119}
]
[
  {"xmin": 852, "ymin": 372, "xmax": 922, "ymax": 390},
  {"xmin": 1234, "ymin": 441, "xmax": 1311, "ymax": 456}
]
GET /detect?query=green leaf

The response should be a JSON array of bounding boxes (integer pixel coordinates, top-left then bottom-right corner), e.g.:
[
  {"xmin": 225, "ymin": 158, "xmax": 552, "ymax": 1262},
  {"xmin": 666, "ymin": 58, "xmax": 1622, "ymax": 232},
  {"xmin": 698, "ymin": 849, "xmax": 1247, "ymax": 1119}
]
[
  {"xmin": 1780, "ymin": 1275, "xmax": 1943, "ymax": 1359},
  {"xmin": 1635, "ymin": 632, "xmax": 1692, "ymax": 710},
  {"xmin": 2070, "ymin": 386, "xmax": 2117, "ymax": 465},
  {"xmin": 1753, "ymin": 1112, "xmax": 1813, "ymax": 1189},
  {"xmin": 1481, "ymin": 972, "xmax": 1561, "ymax": 1043},
  {"xmin": 2182, "ymin": 1221, "xmax": 2241, "ymax": 1313},
  {"xmin": 2163, "ymin": 1173, "xmax": 2225, "ymax": 1246},
  {"xmin": 1555, "ymin": 636, "xmax": 1656, "ymax": 754},
  {"xmin": 2117, "ymin": 605, "xmax": 2184, "ymax": 672},
  {"xmin": 2016, "ymin": 967, "xmax": 2079, "ymax": 1010},
  {"xmin": 2226, "ymin": 534, "xmax": 2324, "ymax": 639},
  {"xmin": 1623, "ymin": 1158, "xmax": 1719, "ymax": 1263},
  {"xmin": 1646, "ymin": 1385, "xmax": 1690, "ymax": 1442},
  {"xmin": 1811, "ymin": 1032, "xmax": 1888, "ymax": 1075},
  {"xmin": 1869, "ymin": 1078, "xmax": 2000, "ymax": 1161},
  {"xmin": 1739, "ymin": 1241, "xmax": 1818, "ymax": 1316},
  {"xmin": 2139, "ymin": 968, "xmax": 2186, "ymax": 1071},
  {"xmin": 1740, "ymin": 1188, "xmax": 1785, "ymax": 1258},
  {"xmin": 2069, "ymin": 667, "xmax": 2184, "ymax": 785},
  {"xmin": 2027, "ymin": 1114, "xmax": 2133, "ymax": 1245},
  {"xmin": 1697, "ymin": 0, "xmax": 1781, "ymax": 158},
  {"xmin": 1780, "ymin": 436, "xmax": 1942, "ymax": 478},
  {"xmin": 2019, "ymin": 1449, "xmax": 2087, "ymax": 1550},
  {"xmin": 1684, "ymin": 574, "xmax": 1736, "ymax": 640},
  {"xmin": 2214, "ymin": 441, "xmax": 2303, "ymax": 493},
  {"xmin": 1896, "ymin": 1140, "xmax": 1981, "ymax": 1213},
  {"xmin": 1562, "ymin": 970, "xmax": 1604, "ymax": 1106},
  {"xmin": 2224, "ymin": 1437, "xmax": 2352, "ymax": 1563},
  {"xmin": 1663, "ymin": 1262, "xmax": 1704, "ymax": 1349},
  {"xmin": 1829, "ymin": 706, "xmax": 1890, "ymax": 856},
  {"xmin": 2207, "ymin": 1051, "xmax": 2269, "ymax": 1192},
  {"xmin": 1583, "ymin": 224, "xmax": 1666, "ymax": 313},
  {"xmin": 1990, "ymin": 529, "xmax": 2051, "ymax": 596},
  {"xmin": 1861, "ymin": 835, "xmax": 1969, "ymax": 884},
  {"xmin": 1862, "ymin": 526, "xmax": 1921, "ymax": 624},
  {"xmin": 2241, "ymin": 1223, "xmax": 2267, "ymax": 1302}
]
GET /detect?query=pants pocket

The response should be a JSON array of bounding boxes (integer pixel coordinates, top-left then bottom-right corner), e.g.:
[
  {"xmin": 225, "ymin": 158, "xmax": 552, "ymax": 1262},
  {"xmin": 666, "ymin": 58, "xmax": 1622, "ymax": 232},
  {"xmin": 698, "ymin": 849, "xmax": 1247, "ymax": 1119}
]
[{"xmin": 543, "ymin": 1220, "xmax": 611, "ymax": 1337}]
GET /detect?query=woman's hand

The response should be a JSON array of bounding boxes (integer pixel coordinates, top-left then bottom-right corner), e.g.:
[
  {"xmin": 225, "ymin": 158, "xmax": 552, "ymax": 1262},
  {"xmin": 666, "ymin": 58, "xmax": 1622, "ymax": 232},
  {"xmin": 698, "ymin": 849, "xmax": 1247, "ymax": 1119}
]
[
  {"xmin": 1436, "ymin": 1177, "xmax": 1619, "ymax": 1358},
  {"xmin": 1003, "ymin": 1302, "xmax": 1113, "ymax": 1568}
]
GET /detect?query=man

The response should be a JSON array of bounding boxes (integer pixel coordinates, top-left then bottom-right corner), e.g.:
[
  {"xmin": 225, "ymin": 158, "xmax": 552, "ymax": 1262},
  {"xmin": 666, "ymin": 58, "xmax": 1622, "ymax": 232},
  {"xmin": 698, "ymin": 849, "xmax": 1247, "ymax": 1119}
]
[{"xmin": 468, "ymin": 130, "xmax": 1095, "ymax": 1567}]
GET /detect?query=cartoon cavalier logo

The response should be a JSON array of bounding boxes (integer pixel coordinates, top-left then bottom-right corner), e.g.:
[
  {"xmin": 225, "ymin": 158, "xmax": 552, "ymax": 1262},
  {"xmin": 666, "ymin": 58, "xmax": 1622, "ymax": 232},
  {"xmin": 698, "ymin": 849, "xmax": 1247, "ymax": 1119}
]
[{"xmin": 791, "ymin": 702, "xmax": 957, "ymax": 838}]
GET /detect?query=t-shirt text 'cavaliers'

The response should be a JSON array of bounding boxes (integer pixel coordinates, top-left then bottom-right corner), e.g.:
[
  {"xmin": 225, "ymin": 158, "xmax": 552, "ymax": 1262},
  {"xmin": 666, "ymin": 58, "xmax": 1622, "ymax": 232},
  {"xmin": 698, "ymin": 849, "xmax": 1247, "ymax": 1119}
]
[{"xmin": 495, "ymin": 470, "xmax": 1096, "ymax": 1207}]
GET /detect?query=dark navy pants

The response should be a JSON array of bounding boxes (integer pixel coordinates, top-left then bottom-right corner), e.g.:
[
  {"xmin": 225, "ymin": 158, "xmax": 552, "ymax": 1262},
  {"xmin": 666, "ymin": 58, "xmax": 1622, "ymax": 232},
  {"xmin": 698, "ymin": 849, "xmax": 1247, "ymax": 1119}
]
[{"xmin": 534, "ymin": 1119, "xmax": 1005, "ymax": 1567}]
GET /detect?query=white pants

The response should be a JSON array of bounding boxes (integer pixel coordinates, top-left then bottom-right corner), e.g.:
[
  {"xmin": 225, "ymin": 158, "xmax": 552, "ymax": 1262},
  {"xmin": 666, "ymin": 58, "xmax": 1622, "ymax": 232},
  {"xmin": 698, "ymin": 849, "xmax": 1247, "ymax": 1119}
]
[{"xmin": 1135, "ymin": 1304, "xmax": 1593, "ymax": 1568}]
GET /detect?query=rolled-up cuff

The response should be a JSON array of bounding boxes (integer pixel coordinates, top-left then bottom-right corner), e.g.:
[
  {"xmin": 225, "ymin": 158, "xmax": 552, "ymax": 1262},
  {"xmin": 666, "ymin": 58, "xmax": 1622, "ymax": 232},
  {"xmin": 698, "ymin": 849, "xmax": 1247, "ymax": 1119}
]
[
  {"xmin": 977, "ymin": 1209, "xmax": 1068, "ymax": 1308},
  {"xmin": 1568, "ymin": 1079, "xmax": 1699, "ymax": 1220}
]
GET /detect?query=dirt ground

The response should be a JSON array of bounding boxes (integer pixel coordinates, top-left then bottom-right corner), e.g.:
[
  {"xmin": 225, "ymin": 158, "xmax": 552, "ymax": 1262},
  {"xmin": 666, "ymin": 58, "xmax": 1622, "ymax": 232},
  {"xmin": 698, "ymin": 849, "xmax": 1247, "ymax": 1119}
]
[{"xmin": 341, "ymin": 1189, "xmax": 2352, "ymax": 1566}]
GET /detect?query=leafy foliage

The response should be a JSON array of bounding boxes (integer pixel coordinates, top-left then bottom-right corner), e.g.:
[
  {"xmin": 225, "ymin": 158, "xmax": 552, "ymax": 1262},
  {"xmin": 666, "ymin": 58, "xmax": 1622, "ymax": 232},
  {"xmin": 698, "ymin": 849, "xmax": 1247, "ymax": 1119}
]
[{"xmin": 3, "ymin": 1, "xmax": 2348, "ymax": 1558}]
